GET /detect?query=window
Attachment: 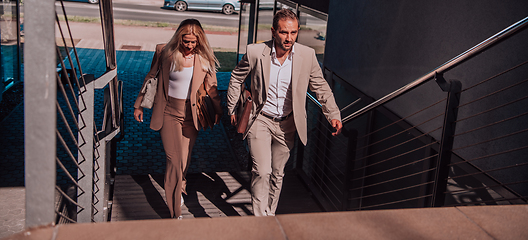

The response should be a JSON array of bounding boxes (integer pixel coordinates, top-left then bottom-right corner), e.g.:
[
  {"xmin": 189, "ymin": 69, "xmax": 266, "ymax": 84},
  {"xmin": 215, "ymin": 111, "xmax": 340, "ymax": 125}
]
[
  {"xmin": 0, "ymin": 0, "xmax": 22, "ymax": 98},
  {"xmin": 236, "ymin": 0, "xmax": 328, "ymax": 64}
]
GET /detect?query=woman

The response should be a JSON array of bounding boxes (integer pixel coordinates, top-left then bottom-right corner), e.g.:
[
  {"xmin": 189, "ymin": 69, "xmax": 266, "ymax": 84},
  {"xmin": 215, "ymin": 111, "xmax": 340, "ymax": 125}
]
[{"xmin": 133, "ymin": 19, "xmax": 222, "ymax": 219}]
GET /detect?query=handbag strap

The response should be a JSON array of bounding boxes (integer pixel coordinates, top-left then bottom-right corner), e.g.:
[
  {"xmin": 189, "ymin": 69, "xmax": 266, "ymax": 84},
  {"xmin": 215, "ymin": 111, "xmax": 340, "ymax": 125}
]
[
  {"xmin": 154, "ymin": 53, "xmax": 162, "ymax": 77},
  {"xmin": 152, "ymin": 46, "xmax": 165, "ymax": 77}
]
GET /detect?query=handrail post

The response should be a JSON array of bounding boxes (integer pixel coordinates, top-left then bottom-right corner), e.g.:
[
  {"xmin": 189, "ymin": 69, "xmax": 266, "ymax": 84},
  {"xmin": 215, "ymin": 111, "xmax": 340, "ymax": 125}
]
[
  {"xmin": 24, "ymin": 0, "xmax": 57, "ymax": 228},
  {"xmin": 432, "ymin": 79, "xmax": 461, "ymax": 207}
]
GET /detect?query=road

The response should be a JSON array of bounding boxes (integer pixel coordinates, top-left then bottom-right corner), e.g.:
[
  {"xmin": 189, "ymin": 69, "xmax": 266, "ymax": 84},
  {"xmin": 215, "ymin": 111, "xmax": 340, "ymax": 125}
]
[{"xmin": 56, "ymin": 1, "xmax": 242, "ymax": 27}]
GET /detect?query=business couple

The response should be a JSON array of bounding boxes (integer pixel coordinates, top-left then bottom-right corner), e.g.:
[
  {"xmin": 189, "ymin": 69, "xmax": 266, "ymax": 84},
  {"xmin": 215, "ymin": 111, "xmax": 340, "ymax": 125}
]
[{"xmin": 134, "ymin": 9, "xmax": 342, "ymax": 219}]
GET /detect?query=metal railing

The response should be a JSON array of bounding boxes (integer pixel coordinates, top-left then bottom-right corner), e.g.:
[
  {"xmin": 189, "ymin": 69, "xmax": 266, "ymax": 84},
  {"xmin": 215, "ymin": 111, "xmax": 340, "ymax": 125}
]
[
  {"xmin": 295, "ymin": 16, "xmax": 528, "ymax": 211},
  {"xmin": 24, "ymin": 0, "xmax": 121, "ymax": 227},
  {"xmin": 342, "ymin": 16, "xmax": 528, "ymax": 123}
]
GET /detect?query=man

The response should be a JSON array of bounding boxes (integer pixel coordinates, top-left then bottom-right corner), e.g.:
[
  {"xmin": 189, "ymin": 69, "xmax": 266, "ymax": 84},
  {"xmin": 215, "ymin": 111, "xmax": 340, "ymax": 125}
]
[{"xmin": 227, "ymin": 9, "xmax": 342, "ymax": 216}]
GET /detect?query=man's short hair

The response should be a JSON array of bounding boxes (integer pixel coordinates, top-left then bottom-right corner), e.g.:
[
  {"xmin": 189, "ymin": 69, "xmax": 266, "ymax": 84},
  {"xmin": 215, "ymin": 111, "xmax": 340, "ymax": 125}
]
[{"xmin": 272, "ymin": 9, "xmax": 299, "ymax": 30}]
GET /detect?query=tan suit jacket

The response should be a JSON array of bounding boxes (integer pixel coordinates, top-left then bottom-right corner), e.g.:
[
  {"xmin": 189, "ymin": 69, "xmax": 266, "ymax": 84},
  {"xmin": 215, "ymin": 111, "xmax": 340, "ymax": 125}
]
[
  {"xmin": 134, "ymin": 44, "xmax": 222, "ymax": 131},
  {"xmin": 227, "ymin": 41, "xmax": 341, "ymax": 145}
]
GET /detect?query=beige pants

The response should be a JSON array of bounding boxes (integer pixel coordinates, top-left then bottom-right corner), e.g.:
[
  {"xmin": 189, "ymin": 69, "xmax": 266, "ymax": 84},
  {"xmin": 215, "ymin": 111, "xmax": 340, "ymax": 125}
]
[
  {"xmin": 247, "ymin": 113, "xmax": 296, "ymax": 216},
  {"xmin": 160, "ymin": 97, "xmax": 198, "ymax": 218}
]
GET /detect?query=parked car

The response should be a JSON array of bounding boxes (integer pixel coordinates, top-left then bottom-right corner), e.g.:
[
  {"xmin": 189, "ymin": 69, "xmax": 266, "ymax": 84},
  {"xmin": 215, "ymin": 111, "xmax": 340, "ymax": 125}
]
[
  {"xmin": 258, "ymin": 0, "xmax": 282, "ymax": 10},
  {"xmin": 61, "ymin": 0, "xmax": 99, "ymax": 4},
  {"xmin": 163, "ymin": 0, "xmax": 240, "ymax": 15}
]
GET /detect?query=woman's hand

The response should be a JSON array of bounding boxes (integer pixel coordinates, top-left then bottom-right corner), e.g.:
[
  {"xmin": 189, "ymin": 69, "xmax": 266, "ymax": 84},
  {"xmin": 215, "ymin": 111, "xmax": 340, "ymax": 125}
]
[
  {"xmin": 134, "ymin": 108, "xmax": 144, "ymax": 123},
  {"xmin": 230, "ymin": 115, "xmax": 237, "ymax": 126}
]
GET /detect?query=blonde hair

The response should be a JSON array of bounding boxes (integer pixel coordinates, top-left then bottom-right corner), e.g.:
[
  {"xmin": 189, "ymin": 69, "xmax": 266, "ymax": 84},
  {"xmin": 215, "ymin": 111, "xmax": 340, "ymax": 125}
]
[{"xmin": 162, "ymin": 19, "xmax": 219, "ymax": 73}]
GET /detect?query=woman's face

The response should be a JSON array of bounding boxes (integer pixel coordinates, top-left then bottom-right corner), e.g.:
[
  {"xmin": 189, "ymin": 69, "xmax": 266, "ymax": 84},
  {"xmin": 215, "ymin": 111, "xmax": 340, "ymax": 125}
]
[{"xmin": 181, "ymin": 33, "xmax": 198, "ymax": 55}]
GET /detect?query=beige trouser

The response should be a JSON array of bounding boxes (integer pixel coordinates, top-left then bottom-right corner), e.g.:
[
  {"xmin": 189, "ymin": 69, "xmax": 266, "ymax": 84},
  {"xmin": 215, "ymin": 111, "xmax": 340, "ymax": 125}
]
[
  {"xmin": 247, "ymin": 113, "xmax": 296, "ymax": 216},
  {"xmin": 160, "ymin": 97, "xmax": 198, "ymax": 218}
]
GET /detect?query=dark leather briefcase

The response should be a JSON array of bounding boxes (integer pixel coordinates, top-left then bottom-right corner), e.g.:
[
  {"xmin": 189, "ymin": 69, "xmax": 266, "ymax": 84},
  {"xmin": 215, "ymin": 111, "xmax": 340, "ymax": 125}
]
[{"xmin": 236, "ymin": 89, "xmax": 252, "ymax": 134}]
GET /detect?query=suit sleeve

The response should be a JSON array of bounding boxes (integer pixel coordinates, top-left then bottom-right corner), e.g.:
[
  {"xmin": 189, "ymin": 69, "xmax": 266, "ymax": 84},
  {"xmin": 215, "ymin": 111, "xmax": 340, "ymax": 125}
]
[
  {"xmin": 205, "ymin": 71, "xmax": 223, "ymax": 115},
  {"xmin": 134, "ymin": 45, "xmax": 163, "ymax": 109},
  {"xmin": 227, "ymin": 52, "xmax": 252, "ymax": 116},
  {"xmin": 307, "ymin": 49, "xmax": 341, "ymax": 122}
]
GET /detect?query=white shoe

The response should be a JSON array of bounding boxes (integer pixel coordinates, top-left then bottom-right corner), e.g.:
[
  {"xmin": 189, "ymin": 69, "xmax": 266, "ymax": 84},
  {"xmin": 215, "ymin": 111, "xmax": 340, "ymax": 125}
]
[
  {"xmin": 181, "ymin": 194, "xmax": 184, "ymax": 207},
  {"xmin": 177, "ymin": 215, "xmax": 183, "ymax": 220}
]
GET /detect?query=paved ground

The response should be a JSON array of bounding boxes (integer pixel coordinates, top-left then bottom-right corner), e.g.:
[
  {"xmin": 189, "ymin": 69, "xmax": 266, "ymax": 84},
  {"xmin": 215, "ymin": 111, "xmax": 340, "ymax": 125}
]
[
  {"xmin": 0, "ymin": 187, "xmax": 25, "ymax": 239},
  {"xmin": 62, "ymin": 21, "xmax": 238, "ymax": 52},
  {"xmin": 110, "ymin": 171, "xmax": 321, "ymax": 221}
]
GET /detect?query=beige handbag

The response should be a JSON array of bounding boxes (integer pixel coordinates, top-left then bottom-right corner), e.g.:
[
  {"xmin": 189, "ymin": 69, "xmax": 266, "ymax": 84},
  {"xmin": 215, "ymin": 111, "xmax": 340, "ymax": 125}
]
[{"xmin": 139, "ymin": 69, "xmax": 159, "ymax": 109}]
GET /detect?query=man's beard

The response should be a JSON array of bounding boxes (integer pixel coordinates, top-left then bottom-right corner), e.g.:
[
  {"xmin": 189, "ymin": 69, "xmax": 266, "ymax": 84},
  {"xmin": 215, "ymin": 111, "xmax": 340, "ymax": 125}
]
[{"xmin": 275, "ymin": 38, "xmax": 293, "ymax": 51}]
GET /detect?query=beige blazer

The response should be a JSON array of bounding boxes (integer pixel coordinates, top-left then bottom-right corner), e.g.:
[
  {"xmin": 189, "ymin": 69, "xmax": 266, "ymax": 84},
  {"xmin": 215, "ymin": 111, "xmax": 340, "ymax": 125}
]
[
  {"xmin": 134, "ymin": 44, "xmax": 222, "ymax": 131},
  {"xmin": 226, "ymin": 40, "xmax": 341, "ymax": 145}
]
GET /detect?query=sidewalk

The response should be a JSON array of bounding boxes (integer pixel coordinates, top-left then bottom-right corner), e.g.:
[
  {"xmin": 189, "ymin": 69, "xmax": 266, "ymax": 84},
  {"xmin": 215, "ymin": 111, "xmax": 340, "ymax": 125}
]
[{"xmin": 58, "ymin": 20, "xmax": 238, "ymax": 52}]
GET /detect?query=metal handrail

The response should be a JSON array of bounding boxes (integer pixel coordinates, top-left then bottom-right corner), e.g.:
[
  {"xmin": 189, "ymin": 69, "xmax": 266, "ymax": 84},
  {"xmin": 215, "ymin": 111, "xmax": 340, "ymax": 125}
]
[
  {"xmin": 342, "ymin": 16, "xmax": 528, "ymax": 124},
  {"xmin": 306, "ymin": 92, "xmax": 323, "ymax": 108}
]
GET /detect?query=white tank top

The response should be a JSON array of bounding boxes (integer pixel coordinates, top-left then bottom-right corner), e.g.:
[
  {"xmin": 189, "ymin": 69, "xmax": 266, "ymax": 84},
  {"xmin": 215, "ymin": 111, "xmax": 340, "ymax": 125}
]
[{"xmin": 168, "ymin": 66, "xmax": 193, "ymax": 99}]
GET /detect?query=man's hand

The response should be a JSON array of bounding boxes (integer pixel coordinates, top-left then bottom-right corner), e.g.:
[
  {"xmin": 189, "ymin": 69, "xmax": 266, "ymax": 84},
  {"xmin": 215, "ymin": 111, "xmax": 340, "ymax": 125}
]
[
  {"xmin": 331, "ymin": 119, "xmax": 342, "ymax": 136},
  {"xmin": 230, "ymin": 115, "xmax": 237, "ymax": 126},
  {"xmin": 134, "ymin": 108, "xmax": 144, "ymax": 123}
]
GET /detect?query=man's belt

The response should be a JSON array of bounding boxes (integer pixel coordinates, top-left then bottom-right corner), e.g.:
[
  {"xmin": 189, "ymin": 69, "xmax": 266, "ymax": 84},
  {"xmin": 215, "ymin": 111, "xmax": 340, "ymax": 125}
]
[{"xmin": 261, "ymin": 112, "xmax": 293, "ymax": 122}]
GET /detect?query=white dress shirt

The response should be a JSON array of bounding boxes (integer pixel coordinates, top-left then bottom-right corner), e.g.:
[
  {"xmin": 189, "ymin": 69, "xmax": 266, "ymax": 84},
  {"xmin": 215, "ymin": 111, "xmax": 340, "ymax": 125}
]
[{"xmin": 261, "ymin": 43, "xmax": 295, "ymax": 118}]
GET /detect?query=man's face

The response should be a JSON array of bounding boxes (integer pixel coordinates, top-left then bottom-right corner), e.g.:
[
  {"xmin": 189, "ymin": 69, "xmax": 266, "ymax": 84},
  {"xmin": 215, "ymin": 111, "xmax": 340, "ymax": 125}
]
[{"xmin": 272, "ymin": 19, "xmax": 299, "ymax": 52}]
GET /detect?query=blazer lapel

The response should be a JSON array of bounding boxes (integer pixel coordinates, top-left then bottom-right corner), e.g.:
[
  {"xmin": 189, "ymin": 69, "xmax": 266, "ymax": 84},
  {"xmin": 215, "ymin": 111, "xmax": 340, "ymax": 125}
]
[
  {"xmin": 260, "ymin": 42, "xmax": 272, "ymax": 104},
  {"xmin": 292, "ymin": 45, "xmax": 304, "ymax": 101},
  {"xmin": 192, "ymin": 56, "xmax": 205, "ymax": 93}
]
